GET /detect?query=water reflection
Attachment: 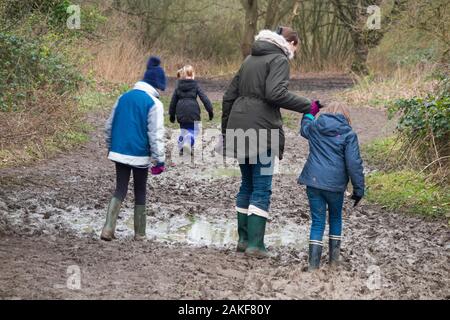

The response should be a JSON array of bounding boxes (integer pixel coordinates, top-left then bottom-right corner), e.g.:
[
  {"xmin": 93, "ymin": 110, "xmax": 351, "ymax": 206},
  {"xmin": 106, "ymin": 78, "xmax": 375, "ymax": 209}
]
[{"xmin": 143, "ymin": 215, "xmax": 308, "ymax": 249}]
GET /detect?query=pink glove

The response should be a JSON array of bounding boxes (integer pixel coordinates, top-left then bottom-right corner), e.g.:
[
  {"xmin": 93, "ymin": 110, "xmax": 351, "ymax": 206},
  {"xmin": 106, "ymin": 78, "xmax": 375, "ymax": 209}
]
[
  {"xmin": 310, "ymin": 100, "xmax": 322, "ymax": 117},
  {"xmin": 150, "ymin": 163, "xmax": 165, "ymax": 175}
]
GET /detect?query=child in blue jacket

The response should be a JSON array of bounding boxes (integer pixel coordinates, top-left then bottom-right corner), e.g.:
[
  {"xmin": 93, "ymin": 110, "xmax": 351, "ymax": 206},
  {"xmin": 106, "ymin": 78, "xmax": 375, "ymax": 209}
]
[
  {"xmin": 298, "ymin": 102, "xmax": 365, "ymax": 270},
  {"xmin": 101, "ymin": 56, "xmax": 166, "ymax": 242}
]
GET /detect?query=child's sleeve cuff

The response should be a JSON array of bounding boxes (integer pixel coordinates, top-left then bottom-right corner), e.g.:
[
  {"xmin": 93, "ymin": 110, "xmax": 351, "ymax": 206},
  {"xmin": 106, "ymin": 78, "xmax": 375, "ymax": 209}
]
[{"xmin": 304, "ymin": 114, "xmax": 315, "ymax": 120}]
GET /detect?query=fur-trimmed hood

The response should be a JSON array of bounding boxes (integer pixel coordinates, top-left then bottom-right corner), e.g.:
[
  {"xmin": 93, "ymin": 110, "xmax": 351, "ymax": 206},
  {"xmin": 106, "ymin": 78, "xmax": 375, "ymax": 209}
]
[
  {"xmin": 254, "ymin": 29, "xmax": 294, "ymax": 59},
  {"xmin": 134, "ymin": 81, "xmax": 160, "ymax": 98}
]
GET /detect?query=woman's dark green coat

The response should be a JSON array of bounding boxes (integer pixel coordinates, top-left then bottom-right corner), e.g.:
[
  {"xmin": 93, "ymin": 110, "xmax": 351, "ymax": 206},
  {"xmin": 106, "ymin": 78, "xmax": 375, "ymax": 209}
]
[{"xmin": 222, "ymin": 39, "xmax": 311, "ymax": 160}]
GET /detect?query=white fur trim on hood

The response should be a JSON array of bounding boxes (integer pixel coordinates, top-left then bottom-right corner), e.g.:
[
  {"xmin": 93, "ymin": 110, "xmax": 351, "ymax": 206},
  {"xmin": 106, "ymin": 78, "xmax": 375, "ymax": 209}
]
[
  {"xmin": 134, "ymin": 81, "xmax": 160, "ymax": 98},
  {"xmin": 254, "ymin": 29, "xmax": 294, "ymax": 60}
]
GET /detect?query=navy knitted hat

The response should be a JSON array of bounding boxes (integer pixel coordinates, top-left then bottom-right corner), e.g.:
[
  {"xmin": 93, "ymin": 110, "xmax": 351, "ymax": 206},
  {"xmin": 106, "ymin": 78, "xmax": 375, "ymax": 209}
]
[{"xmin": 143, "ymin": 56, "xmax": 166, "ymax": 91}]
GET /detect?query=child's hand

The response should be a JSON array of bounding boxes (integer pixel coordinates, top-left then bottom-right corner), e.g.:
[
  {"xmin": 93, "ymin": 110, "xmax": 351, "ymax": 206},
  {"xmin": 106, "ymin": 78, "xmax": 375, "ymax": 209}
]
[
  {"xmin": 150, "ymin": 162, "xmax": 165, "ymax": 175},
  {"xmin": 310, "ymin": 100, "xmax": 323, "ymax": 116},
  {"xmin": 351, "ymin": 194, "xmax": 362, "ymax": 207}
]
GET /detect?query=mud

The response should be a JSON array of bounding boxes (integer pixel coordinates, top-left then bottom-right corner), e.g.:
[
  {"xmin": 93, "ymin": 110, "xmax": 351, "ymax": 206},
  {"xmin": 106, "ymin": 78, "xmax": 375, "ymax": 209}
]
[{"xmin": 0, "ymin": 76, "xmax": 449, "ymax": 299}]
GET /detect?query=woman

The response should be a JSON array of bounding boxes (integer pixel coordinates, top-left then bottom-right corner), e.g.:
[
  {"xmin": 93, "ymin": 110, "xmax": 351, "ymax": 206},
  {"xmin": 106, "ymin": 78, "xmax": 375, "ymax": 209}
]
[{"xmin": 222, "ymin": 27, "xmax": 320, "ymax": 258}]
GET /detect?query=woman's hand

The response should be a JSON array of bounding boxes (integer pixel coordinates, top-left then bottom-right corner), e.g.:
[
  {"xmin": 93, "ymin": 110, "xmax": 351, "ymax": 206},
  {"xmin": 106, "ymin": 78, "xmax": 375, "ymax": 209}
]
[{"xmin": 310, "ymin": 100, "xmax": 323, "ymax": 117}]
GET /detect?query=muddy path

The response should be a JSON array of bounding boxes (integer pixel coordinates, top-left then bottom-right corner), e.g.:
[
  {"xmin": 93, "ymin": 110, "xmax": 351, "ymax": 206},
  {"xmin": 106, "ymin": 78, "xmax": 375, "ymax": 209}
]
[{"xmin": 0, "ymin": 76, "xmax": 449, "ymax": 299}]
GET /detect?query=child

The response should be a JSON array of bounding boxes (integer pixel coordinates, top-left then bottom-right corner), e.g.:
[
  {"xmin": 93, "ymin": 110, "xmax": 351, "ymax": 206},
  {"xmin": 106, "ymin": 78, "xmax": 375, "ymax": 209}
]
[
  {"xmin": 101, "ymin": 56, "xmax": 166, "ymax": 242},
  {"xmin": 169, "ymin": 65, "xmax": 213, "ymax": 155},
  {"xmin": 298, "ymin": 102, "xmax": 365, "ymax": 270}
]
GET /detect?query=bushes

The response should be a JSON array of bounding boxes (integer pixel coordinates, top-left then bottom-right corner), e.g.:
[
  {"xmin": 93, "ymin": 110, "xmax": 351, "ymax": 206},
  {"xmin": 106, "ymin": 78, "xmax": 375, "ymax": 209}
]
[
  {"xmin": 363, "ymin": 76, "xmax": 449, "ymax": 218},
  {"xmin": 387, "ymin": 76, "xmax": 449, "ymax": 176},
  {"xmin": 1, "ymin": 0, "xmax": 71, "ymax": 29},
  {"xmin": 0, "ymin": 32, "xmax": 82, "ymax": 111}
]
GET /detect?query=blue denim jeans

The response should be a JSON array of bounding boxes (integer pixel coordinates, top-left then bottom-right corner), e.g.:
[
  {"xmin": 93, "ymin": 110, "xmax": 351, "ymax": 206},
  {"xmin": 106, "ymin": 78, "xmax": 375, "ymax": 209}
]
[
  {"xmin": 178, "ymin": 122, "xmax": 200, "ymax": 149},
  {"xmin": 236, "ymin": 155, "xmax": 274, "ymax": 214},
  {"xmin": 306, "ymin": 186, "xmax": 344, "ymax": 242}
]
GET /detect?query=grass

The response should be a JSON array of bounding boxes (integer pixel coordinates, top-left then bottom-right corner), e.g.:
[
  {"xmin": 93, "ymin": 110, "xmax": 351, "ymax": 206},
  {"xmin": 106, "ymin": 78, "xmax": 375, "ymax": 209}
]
[
  {"xmin": 366, "ymin": 170, "xmax": 450, "ymax": 218},
  {"xmin": 0, "ymin": 84, "xmax": 115, "ymax": 169},
  {"xmin": 76, "ymin": 88, "xmax": 118, "ymax": 113},
  {"xmin": 0, "ymin": 119, "xmax": 94, "ymax": 169},
  {"xmin": 159, "ymin": 96, "xmax": 222, "ymax": 130},
  {"xmin": 336, "ymin": 65, "xmax": 437, "ymax": 108},
  {"xmin": 282, "ymin": 111, "xmax": 301, "ymax": 130},
  {"xmin": 362, "ymin": 136, "xmax": 449, "ymax": 219},
  {"xmin": 362, "ymin": 136, "xmax": 399, "ymax": 168}
]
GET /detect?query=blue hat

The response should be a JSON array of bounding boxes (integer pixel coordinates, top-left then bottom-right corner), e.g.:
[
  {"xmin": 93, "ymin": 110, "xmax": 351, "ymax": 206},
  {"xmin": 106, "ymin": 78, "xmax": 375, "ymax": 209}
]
[{"xmin": 143, "ymin": 56, "xmax": 166, "ymax": 91}]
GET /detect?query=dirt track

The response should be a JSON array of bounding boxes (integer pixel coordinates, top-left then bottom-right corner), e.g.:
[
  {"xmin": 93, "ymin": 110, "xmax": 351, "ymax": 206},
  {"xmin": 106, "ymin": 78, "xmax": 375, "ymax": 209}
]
[{"xmin": 0, "ymin": 76, "xmax": 449, "ymax": 299}]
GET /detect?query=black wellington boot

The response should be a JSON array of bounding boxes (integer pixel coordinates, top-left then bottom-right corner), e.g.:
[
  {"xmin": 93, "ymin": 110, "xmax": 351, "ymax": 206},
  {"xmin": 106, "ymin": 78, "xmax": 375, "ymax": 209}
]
[
  {"xmin": 329, "ymin": 239, "xmax": 341, "ymax": 265},
  {"xmin": 308, "ymin": 243, "xmax": 323, "ymax": 271}
]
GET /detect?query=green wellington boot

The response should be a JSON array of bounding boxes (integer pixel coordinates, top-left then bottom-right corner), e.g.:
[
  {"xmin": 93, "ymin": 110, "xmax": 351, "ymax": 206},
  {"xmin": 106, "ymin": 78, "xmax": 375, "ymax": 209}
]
[
  {"xmin": 245, "ymin": 214, "xmax": 269, "ymax": 259},
  {"xmin": 100, "ymin": 197, "xmax": 122, "ymax": 241},
  {"xmin": 329, "ymin": 239, "xmax": 341, "ymax": 266},
  {"xmin": 134, "ymin": 205, "xmax": 147, "ymax": 241},
  {"xmin": 236, "ymin": 212, "xmax": 248, "ymax": 252},
  {"xmin": 308, "ymin": 243, "xmax": 323, "ymax": 271}
]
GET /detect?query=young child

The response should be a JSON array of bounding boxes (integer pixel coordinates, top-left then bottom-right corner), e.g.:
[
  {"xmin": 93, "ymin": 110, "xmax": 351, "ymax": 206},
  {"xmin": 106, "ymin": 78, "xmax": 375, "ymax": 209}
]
[
  {"xmin": 298, "ymin": 102, "xmax": 365, "ymax": 271},
  {"xmin": 101, "ymin": 56, "xmax": 166, "ymax": 242},
  {"xmin": 169, "ymin": 65, "xmax": 213, "ymax": 155}
]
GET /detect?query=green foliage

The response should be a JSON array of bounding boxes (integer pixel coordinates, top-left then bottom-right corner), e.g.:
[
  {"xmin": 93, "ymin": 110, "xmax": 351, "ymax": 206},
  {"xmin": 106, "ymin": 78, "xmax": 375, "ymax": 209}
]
[
  {"xmin": 362, "ymin": 136, "xmax": 399, "ymax": 168},
  {"xmin": 77, "ymin": 82, "xmax": 142, "ymax": 114},
  {"xmin": 1, "ymin": 0, "xmax": 71, "ymax": 29},
  {"xmin": 361, "ymin": 78, "xmax": 449, "ymax": 217},
  {"xmin": 1, "ymin": 0, "xmax": 107, "ymax": 36},
  {"xmin": 0, "ymin": 32, "xmax": 82, "ymax": 111},
  {"xmin": 77, "ymin": 4, "xmax": 108, "ymax": 34},
  {"xmin": 387, "ymin": 77, "xmax": 449, "ymax": 166},
  {"xmin": 366, "ymin": 170, "xmax": 450, "ymax": 218}
]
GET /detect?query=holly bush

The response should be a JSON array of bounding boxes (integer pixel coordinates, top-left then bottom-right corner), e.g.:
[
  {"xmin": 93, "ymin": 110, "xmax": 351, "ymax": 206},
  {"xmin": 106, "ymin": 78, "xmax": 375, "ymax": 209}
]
[{"xmin": 0, "ymin": 32, "xmax": 82, "ymax": 111}]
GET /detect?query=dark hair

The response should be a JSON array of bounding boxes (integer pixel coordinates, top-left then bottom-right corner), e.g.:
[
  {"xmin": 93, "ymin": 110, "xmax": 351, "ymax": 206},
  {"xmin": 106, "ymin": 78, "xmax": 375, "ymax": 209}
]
[{"xmin": 277, "ymin": 26, "xmax": 299, "ymax": 45}]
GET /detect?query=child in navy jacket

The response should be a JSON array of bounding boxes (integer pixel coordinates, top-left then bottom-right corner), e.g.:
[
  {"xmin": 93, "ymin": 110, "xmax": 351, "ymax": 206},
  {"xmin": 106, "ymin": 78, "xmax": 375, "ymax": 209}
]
[{"xmin": 169, "ymin": 65, "xmax": 213, "ymax": 155}]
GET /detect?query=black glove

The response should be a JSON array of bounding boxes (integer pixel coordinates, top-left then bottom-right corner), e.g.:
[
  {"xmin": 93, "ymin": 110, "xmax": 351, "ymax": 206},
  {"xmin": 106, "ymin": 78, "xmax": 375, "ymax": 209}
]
[
  {"xmin": 169, "ymin": 115, "xmax": 176, "ymax": 123},
  {"xmin": 208, "ymin": 112, "xmax": 214, "ymax": 121},
  {"xmin": 316, "ymin": 100, "xmax": 324, "ymax": 109},
  {"xmin": 351, "ymin": 194, "xmax": 362, "ymax": 207}
]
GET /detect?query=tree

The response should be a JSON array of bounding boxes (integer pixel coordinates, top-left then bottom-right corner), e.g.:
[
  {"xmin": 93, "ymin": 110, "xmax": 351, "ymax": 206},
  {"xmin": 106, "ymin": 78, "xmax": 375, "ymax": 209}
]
[
  {"xmin": 405, "ymin": 0, "xmax": 450, "ymax": 63},
  {"xmin": 292, "ymin": 0, "xmax": 353, "ymax": 71},
  {"xmin": 330, "ymin": 0, "xmax": 407, "ymax": 74},
  {"xmin": 240, "ymin": 0, "xmax": 302, "ymax": 57},
  {"xmin": 240, "ymin": 0, "xmax": 258, "ymax": 57}
]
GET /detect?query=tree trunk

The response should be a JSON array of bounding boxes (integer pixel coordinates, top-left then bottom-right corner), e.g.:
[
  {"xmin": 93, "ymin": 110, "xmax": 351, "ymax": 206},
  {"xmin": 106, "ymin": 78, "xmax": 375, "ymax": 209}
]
[
  {"xmin": 264, "ymin": 0, "xmax": 280, "ymax": 29},
  {"xmin": 350, "ymin": 31, "xmax": 369, "ymax": 75},
  {"xmin": 287, "ymin": 0, "xmax": 301, "ymax": 25},
  {"xmin": 240, "ymin": 0, "xmax": 259, "ymax": 58}
]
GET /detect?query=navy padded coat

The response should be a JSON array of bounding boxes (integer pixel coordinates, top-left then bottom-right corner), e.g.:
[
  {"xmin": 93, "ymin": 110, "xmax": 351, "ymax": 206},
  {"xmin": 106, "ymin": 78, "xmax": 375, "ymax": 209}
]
[{"xmin": 298, "ymin": 113, "xmax": 365, "ymax": 197}]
